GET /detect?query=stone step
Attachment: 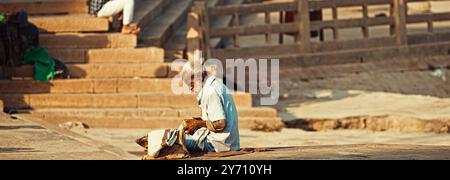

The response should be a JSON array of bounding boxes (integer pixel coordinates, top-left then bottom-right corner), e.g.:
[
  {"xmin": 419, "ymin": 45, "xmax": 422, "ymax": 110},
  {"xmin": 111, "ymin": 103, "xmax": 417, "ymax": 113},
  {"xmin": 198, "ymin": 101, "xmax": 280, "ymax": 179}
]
[
  {"xmin": 40, "ymin": 33, "xmax": 137, "ymax": 49},
  {"xmin": 26, "ymin": 107, "xmax": 277, "ymax": 118},
  {"xmin": 29, "ymin": 14, "xmax": 109, "ymax": 33},
  {"xmin": 0, "ymin": 92, "xmax": 253, "ymax": 109},
  {"xmin": 207, "ymin": 0, "xmax": 226, "ymax": 7},
  {"xmin": 163, "ymin": 0, "xmax": 244, "ymax": 59},
  {"xmin": 209, "ymin": 0, "xmax": 245, "ymax": 48},
  {"xmin": 132, "ymin": 0, "xmax": 172, "ymax": 27},
  {"xmin": 162, "ymin": 0, "xmax": 219, "ymax": 57},
  {"xmin": 0, "ymin": 78, "xmax": 174, "ymax": 94},
  {"xmin": 280, "ymin": 55, "xmax": 450, "ymax": 80},
  {"xmin": 47, "ymin": 47, "xmax": 164, "ymax": 64},
  {"xmin": 163, "ymin": 27, "xmax": 187, "ymax": 59},
  {"xmin": 139, "ymin": 0, "xmax": 193, "ymax": 46},
  {"xmin": 0, "ymin": 0, "xmax": 88, "ymax": 15},
  {"xmin": 28, "ymin": 113, "xmax": 282, "ymax": 129},
  {"xmin": 1, "ymin": 63, "xmax": 169, "ymax": 79}
]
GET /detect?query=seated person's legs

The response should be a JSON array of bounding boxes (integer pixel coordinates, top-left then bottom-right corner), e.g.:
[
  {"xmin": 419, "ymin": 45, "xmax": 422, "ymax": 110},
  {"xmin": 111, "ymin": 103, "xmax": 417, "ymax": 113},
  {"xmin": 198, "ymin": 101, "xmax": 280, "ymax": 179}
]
[
  {"xmin": 97, "ymin": 0, "xmax": 124, "ymax": 19},
  {"xmin": 97, "ymin": 0, "xmax": 139, "ymax": 34},
  {"xmin": 120, "ymin": 0, "xmax": 140, "ymax": 34},
  {"xmin": 184, "ymin": 134, "xmax": 215, "ymax": 153}
]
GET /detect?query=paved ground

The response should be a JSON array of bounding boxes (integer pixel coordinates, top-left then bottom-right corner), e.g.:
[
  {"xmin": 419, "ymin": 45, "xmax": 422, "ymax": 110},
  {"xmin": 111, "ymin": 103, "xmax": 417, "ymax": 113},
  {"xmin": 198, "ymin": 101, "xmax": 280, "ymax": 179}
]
[
  {"xmin": 278, "ymin": 91, "xmax": 450, "ymax": 121},
  {"xmin": 65, "ymin": 126, "xmax": 450, "ymax": 160},
  {"xmin": 73, "ymin": 128, "xmax": 450, "ymax": 153},
  {"xmin": 0, "ymin": 113, "xmax": 135, "ymax": 160},
  {"xmin": 2, "ymin": 113, "xmax": 450, "ymax": 160},
  {"xmin": 193, "ymin": 144, "xmax": 450, "ymax": 160}
]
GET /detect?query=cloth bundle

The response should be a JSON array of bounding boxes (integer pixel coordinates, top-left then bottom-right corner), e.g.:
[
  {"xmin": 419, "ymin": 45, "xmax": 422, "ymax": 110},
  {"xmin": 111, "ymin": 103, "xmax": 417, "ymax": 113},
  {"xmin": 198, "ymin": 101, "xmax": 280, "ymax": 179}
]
[{"xmin": 146, "ymin": 129, "xmax": 189, "ymax": 159}]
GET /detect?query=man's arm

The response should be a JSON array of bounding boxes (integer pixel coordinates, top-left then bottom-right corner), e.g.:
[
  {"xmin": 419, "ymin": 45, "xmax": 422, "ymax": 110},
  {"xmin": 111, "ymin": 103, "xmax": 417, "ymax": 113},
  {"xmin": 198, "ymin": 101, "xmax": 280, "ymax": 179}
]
[
  {"xmin": 206, "ymin": 119, "xmax": 226, "ymax": 132},
  {"xmin": 185, "ymin": 119, "xmax": 226, "ymax": 135},
  {"xmin": 186, "ymin": 88, "xmax": 227, "ymax": 135}
]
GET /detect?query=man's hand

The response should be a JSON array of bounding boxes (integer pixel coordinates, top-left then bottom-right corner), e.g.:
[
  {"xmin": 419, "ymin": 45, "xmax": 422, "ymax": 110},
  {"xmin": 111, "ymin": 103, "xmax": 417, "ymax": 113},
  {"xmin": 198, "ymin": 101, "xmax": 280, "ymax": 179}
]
[{"xmin": 183, "ymin": 118, "xmax": 206, "ymax": 135}]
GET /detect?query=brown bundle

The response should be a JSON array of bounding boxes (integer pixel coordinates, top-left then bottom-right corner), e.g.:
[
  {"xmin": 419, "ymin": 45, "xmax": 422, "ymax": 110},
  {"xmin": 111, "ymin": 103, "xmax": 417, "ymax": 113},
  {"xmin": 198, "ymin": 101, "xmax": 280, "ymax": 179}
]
[{"xmin": 137, "ymin": 130, "xmax": 190, "ymax": 160}]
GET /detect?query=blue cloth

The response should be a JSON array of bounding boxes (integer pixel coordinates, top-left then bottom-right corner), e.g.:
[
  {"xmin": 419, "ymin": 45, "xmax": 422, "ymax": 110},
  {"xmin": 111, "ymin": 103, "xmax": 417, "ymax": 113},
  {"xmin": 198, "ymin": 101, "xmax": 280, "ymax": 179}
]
[{"xmin": 184, "ymin": 134, "xmax": 215, "ymax": 152}]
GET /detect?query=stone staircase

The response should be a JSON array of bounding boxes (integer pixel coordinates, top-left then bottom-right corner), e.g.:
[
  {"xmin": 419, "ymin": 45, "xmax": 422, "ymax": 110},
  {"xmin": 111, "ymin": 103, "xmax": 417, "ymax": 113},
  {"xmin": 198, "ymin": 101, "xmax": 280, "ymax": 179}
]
[
  {"xmin": 139, "ymin": 0, "xmax": 245, "ymax": 59},
  {"xmin": 0, "ymin": 0, "xmax": 282, "ymax": 129}
]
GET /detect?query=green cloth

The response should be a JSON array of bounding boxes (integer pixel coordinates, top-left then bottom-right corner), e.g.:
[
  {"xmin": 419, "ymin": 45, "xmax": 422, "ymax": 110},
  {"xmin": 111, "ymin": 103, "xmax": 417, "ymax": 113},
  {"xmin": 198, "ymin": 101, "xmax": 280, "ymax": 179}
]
[
  {"xmin": 21, "ymin": 47, "xmax": 56, "ymax": 82},
  {"xmin": 0, "ymin": 15, "xmax": 4, "ymax": 23}
]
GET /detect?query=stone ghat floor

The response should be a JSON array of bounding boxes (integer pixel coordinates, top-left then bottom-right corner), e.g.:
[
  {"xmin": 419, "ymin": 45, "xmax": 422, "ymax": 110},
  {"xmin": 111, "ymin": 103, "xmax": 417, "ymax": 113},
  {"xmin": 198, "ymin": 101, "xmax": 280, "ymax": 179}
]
[
  {"xmin": 191, "ymin": 144, "xmax": 450, "ymax": 160},
  {"xmin": 69, "ymin": 127, "xmax": 450, "ymax": 160},
  {"xmin": 2, "ymin": 113, "xmax": 450, "ymax": 160},
  {"xmin": 0, "ymin": 113, "xmax": 134, "ymax": 160}
]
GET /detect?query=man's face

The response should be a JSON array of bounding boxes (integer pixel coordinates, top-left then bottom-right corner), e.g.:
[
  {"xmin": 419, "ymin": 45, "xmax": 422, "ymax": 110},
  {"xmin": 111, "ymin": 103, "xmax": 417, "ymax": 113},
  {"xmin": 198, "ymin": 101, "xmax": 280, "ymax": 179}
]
[{"xmin": 186, "ymin": 72, "xmax": 205, "ymax": 93}]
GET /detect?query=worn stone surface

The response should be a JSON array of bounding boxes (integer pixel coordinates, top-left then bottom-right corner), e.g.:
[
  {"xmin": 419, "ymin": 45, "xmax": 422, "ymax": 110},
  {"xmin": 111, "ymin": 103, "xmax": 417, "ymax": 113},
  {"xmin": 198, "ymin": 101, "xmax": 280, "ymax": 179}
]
[
  {"xmin": 286, "ymin": 116, "xmax": 450, "ymax": 134},
  {"xmin": 2, "ymin": 93, "xmax": 252, "ymax": 109},
  {"xmin": 1, "ymin": 64, "xmax": 170, "ymax": 79},
  {"xmin": 193, "ymin": 144, "xmax": 450, "ymax": 160},
  {"xmin": 29, "ymin": 114, "xmax": 283, "ymax": 129},
  {"xmin": 87, "ymin": 47, "xmax": 164, "ymax": 63},
  {"xmin": 93, "ymin": 79, "xmax": 118, "ymax": 93},
  {"xmin": 28, "ymin": 94, "xmax": 140, "ymax": 108},
  {"xmin": 248, "ymin": 119, "xmax": 285, "ymax": 132},
  {"xmin": 65, "ymin": 127, "xmax": 450, "ymax": 160},
  {"xmin": 0, "ymin": 94, "xmax": 30, "ymax": 109},
  {"xmin": 0, "ymin": 79, "xmax": 174, "ymax": 94},
  {"xmin": 58, "ymin": 121, "xmax": 89, "ymax": 130},
  {"xmin": 40, "ymin": 33, "xmax": 137, "ymax": 49},
  {"xmin": 117, "ymin": 79, "xmax": 173, "ymax": 93},
  {"xmin": 50, "ymin": 79, "xmax": 95, "ymax": 93},
  {"xmin": 178, "ymin": 107, "xmax": 277, "ymax": 118},
  {"xmin": 28, "ymin": 107, "xmax": 277, "ymax": 120},
  {"xmin": 47, "ymin": 47, "xmax": 164, "ymax": 65},
  {"xmin": 29, "ymin": 14, "xmax": 109, "ymax": 33},
  {"xmin": 30, "ymin": 108, "xmax": 179, "ymax": 118},
  {"xmin": 0, "ymin": 0, "xmax": 88, "ymax": 15},
  {"xmin": 48, "ymin": 48, "xmax": 86, "ymax": 63},
  {"xmin": 278, "ymin": 91, "xmax": 450, "ymax": 133},
  {"xmin": 136, "ymin": 93, "xmax": 252, "ymax": 108},
  {"xmin": 68, "ymin": 64, "xmax": 169, "ymax": 78},
  {"xmin": 0, "ymin": 113, "xmax": 133, "ymax": 160}
]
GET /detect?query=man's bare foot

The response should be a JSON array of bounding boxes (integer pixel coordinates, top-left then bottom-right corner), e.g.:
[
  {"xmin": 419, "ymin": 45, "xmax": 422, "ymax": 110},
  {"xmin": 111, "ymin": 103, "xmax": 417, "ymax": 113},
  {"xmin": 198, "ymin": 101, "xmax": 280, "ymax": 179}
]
[{"xmin": 122, "ymin": 24, "xmax": 140, "ymax": 34}]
